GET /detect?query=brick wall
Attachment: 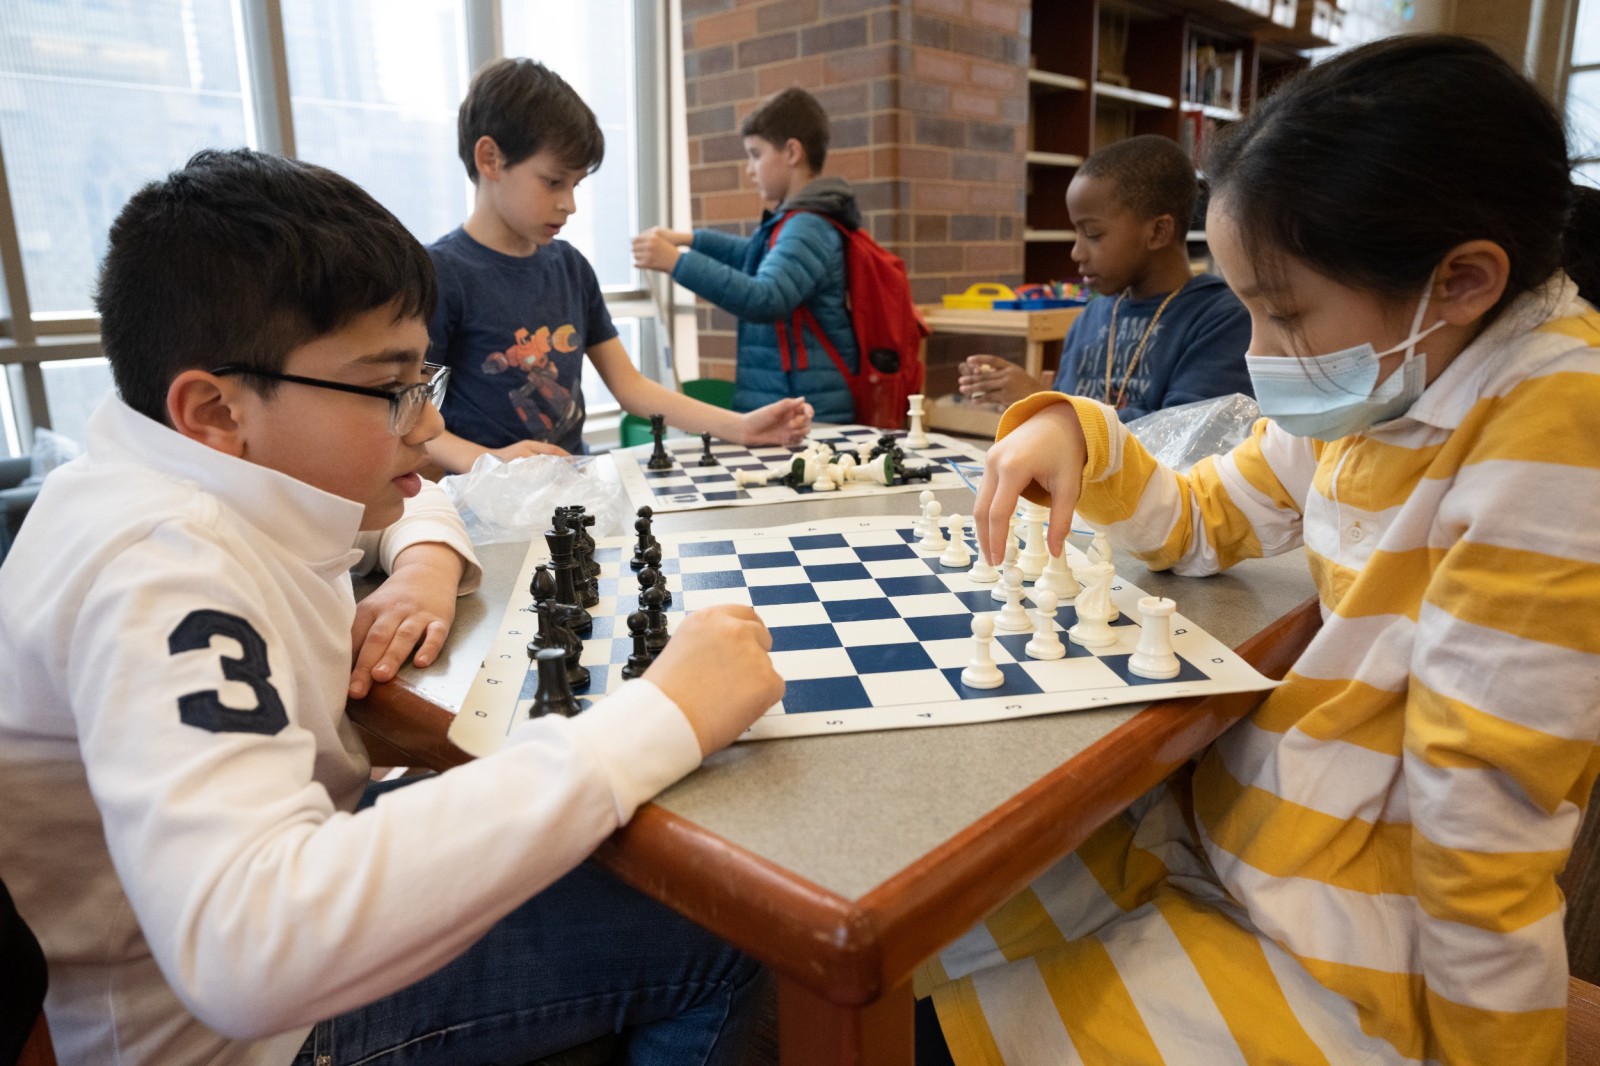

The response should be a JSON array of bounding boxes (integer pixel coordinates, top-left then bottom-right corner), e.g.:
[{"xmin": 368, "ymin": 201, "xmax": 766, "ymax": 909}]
[{"xmin": 681, "ymin": 0, "xmax": 1031, "ymax": 388}]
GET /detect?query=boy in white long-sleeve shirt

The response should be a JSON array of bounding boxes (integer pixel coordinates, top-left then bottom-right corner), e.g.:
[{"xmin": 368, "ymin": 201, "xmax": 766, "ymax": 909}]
[{"xmin": 0, "ymin": 148, "xmax": 781, "ymax": 1066}]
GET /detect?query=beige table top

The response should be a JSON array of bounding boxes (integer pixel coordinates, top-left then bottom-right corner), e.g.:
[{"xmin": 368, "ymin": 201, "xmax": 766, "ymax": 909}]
[{"xmin": 390, "ymin": 471, "xmax": 1315, "ymax": 902}]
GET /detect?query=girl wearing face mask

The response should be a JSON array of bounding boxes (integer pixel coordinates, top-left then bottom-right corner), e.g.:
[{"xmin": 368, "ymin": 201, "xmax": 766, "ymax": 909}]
[{"xmin": 917, "ymin": 36, "xmax": 1600, "ymax": 1066}]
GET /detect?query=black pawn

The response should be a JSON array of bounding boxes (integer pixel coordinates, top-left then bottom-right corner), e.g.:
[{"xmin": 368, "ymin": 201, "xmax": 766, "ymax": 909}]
[
  {"xmin": 630, "ymin": 515, "xmax": 653, "ymax": 571},
  {"xmin": 639, "ymin": 582, "xmax": 670, "ymax": 655},
  {"xmin": 646, "ymin": 413, "xmax": 672, "ymax": 470},
  {"xmin": 620, "ymin": 610, "xmax": 654, "ymax": 681},
  {"xmin": 641, "ymin": 544, "xmax": 671, "ymax": 607},
  {"xmin": 697, "ymin": 431, "xmax": 719, "ymax": 467},
  {"xmin": 528, "ymin": 646, "xmax": 582, "ymax": 718}
]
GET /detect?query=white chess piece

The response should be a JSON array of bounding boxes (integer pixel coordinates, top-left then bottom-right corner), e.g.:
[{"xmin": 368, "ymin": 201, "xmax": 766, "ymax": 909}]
[
  {"xmin": 995, "ymin": 564, "xmax": 1032, "ymax": 631},
  {"xmin": 1068, "ymin": 562, "xmax": 1117, "ymax": 648},
  {"xmin": 967, "ymin": 546, "xmax": 999, "ymax": 585},
  {"xmin": 1024, "ymin": 588, "xmax": 1066, "ymax": 660},
  {"xmin": 1129, "ymin": 596, "xmax": 1181, "ymax": 679},
  {"xmin": 917, "ymin": 500, "xmax": 948, "ymax": 552},
  {"xmin": 992, "ymin": 515, "xmax": 1021, "ymax": 601},
  {"xmin": 811, "ymin": 470, "xmax": 838, "ymax": 492},
  {"xmin": 733, "ymin": 468, "xmax": 770, "ymax": 487},
  {"xmin": 905, "ymin": 393, "xmax": 930, "ymax": 449},
  {"xmin": 1035, "ymin": 543, "xmax": 1079, "ymax": 599},
  {"xmin": 913, "ymin": 489, "xmax": 935, "ymax": 539},
  {"xmin": 959, "ymin": 613, "xmax": 1005, "ymax": 689},
  {"xmin": 940, "ymin": 514, "xmax": 973, "ymax": 568},
  {"xmin": 1017, "ymin": 502, "xmax": 1048, "ymax": 581},
  {"xmin": 1090, "ymin": 530, "xmax": 1118, "ymax": 620}
]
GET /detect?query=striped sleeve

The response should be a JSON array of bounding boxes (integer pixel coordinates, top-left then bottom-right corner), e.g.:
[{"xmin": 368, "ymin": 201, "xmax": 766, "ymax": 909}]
[
  {"xmin": 1403, "ymin": 348, "xmax": 1600, "ymax": 1063},
  {"xmin": 996, "ymin": 392, "xmax": 1315, "ymax": 576}
]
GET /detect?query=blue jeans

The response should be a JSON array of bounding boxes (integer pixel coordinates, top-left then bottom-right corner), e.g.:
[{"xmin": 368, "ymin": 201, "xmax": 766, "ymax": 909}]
[{"xmin": 292, "ymin": 778, "xmax": 765, "ymax": 1066}]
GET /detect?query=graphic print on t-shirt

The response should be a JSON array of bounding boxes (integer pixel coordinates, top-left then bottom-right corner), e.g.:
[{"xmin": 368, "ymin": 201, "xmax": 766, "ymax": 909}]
[
  {"xmin": 483, "ymin": 323, "xmax": 584, "ymax": 444},
  {"xmin": 1073, "ymin": 316, "xmax": 1163, "ymax": 409}
]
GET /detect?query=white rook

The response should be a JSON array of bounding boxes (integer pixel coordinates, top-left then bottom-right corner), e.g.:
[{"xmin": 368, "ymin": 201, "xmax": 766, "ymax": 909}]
[{"xmin": 1129, "ymin": 596, "xmax": 1181, "ymax": 679}]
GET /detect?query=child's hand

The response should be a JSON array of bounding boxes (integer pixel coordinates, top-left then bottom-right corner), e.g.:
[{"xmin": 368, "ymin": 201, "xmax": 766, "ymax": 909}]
[
  {"xmin": 631, "ymin": 227, "xmax": 684, "ymax": 273},
  {"xmin": 645, "ymin": 605, "xmax": 784, "ymax": 756},
  {"xmin": 490, "ymin": 440, "xmax": 570, "ymax": 461},
  {"xmin": 348, "ymin": 543, "xmax": 466, "ymax": 698},
  {"xmin": 974, "ymin": 401, "xmax": 1087, "ymax": 564},
  {"xmin": 958, "ymin": 355, "xmax": 1038, "ymax": 408},
  {"xmin": 736, "ymin": 397, "xmax": 813, "ymax": 447}
]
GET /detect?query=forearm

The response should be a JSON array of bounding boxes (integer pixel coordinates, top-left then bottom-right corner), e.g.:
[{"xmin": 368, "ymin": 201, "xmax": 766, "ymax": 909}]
[
  {"xmin": 614, "ymin": 373, "xmax": 746, "ymax": 441},
  {"xmin": 424, "ymin": 429, "xmax": 491, "ymax": 475}
]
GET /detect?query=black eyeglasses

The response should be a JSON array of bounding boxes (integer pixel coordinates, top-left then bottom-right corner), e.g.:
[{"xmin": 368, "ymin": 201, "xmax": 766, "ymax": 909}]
[{"xmin": 210, "ymin": 363, "xmax": 450, "ymax": 436}]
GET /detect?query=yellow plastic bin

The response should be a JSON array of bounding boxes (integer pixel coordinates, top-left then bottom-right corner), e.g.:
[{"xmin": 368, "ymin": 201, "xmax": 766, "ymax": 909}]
[{"xmin": 941, "ymin": 283, "xmax": 1017, "ymax": 310}]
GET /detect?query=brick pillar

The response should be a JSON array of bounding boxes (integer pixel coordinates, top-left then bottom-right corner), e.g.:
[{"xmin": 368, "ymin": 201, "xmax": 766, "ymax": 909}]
[{"xmin": 681, "ymin": 0, "xmax": 1030, "ymax": 391}]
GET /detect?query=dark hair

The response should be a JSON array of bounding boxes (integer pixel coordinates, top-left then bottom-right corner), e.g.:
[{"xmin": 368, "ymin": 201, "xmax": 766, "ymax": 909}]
[
  {"xmin": 96, "ymin": 148, "xmax": 435, "ymax": 424},
  {"xmin": 1205, "ymin": 35, "xmax": 1588, "ymax": 320},
  {"xmin": 1079, "ymin": 134, "xmax": 1197, "ymax": 229},
  {"xmin": 457, "ymin": 58, "xmax": 604, "ymax": 182},
  {"xmin": 740, "ymin": 88, "xmax": 830, "ymax": 170}
]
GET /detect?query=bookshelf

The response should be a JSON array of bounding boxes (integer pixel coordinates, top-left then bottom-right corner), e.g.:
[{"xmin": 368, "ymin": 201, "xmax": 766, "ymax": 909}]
[{"xmin": 1024, "ymin": 0, "xmax": 1334, "ymax": 285}]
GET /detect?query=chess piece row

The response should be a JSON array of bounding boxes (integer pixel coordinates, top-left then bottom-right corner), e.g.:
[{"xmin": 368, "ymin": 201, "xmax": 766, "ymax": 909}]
[{"xmin": 959, "ymin": 592, "xmax": 1181, "ymax": 689}]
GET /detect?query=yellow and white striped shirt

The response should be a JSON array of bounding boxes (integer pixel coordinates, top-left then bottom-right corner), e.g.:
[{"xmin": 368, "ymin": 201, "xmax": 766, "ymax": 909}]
[{"xmin": 923, "ymin": 276, "xmax": 1600, "ymax": 1065}]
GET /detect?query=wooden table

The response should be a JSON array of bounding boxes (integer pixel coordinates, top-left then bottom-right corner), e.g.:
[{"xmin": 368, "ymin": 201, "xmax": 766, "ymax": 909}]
[
  {"xmin": 918, "ymin": 304, "xmax": 1085, "ymax": 437},
  {"xmin": 349, "ymin": 482, "xmax": 1319, "ymax": 1065}
]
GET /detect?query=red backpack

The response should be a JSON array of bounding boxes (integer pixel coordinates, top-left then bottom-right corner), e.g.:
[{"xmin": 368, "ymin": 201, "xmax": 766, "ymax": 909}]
[{"xmin": 767, "ymin": 211, "xmax": 929, "ymax": 429}]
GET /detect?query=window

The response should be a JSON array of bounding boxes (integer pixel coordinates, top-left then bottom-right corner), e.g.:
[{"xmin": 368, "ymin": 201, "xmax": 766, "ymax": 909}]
[
  {"xmin": 0, "ymin": 0, "xmax": 665, "ymax": 454},
  {"xmin": 1569, "ymin": 0, "xmax": 1600, "ymax": 187}
]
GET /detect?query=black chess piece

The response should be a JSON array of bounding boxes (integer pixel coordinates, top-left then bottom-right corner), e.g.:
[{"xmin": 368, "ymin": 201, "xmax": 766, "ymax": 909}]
[
  {"xmin": 697, "ymin": 431, "xmax": 719, "ymax": 467},
  {"xmin": 620, "ymin": 610, "xmax": 654, "ymax": 681},
  {"xmin": 646, "ymin": 413, "xmax": 672, "ymax": 470},
  {"xmin": 630, "ymin": 515, "xmax": 653, "ymax": 571},
  {"xmin": 900, "ymin": 463, "xmax": 939, "ymax": 483},
  {"xmin": 556, "ymin": 506, "xmax": 600, "ymax": 608},
  {"xmin": 527, "ymin": 646, "xmax": 582, "ymax": 718},
  {"xmin": 641, "ymin": 544, "xmax": 671, "ymax": 607},
  {"xmin": 544, "ymin": 518, "xmax": 593, "ymax": 635},
  {"xmin": 530, "ymin": 566, "xmax": 590, "ymax": 691},
  {"xmin": 639, "ymin": 582, "xmax": 670, "ymax": 655}
]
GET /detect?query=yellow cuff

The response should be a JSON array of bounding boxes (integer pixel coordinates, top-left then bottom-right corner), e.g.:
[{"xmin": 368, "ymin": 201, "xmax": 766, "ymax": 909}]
[{"xmin": 992, "ymin": 392, "xmax": 1114, "ymax": 508}]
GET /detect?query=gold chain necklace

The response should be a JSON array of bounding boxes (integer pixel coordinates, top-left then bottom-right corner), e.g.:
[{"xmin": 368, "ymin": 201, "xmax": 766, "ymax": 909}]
[{"xmin": 1102, "ymin": 282, "xmax": 1185, "ymax": 408}]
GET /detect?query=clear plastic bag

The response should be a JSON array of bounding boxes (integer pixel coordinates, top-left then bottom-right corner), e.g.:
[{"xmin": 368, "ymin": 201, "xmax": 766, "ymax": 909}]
[
  {"xmin": 440, "ymin": 453, "xmax": 629, "ymax": 545},
  {"xmin": 1125, "ymin": 393, "xmax": 1262, "ymax": 472}
]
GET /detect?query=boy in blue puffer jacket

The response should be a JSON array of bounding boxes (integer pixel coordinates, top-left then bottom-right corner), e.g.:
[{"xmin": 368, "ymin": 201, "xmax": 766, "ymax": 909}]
[{"xmin": 632, "ymin": 89, "xmax": 859, "ymax": 422}]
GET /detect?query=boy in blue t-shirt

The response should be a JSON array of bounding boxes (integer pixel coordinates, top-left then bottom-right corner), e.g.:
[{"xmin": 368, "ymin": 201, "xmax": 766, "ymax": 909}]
[
  {"xmin": 631, "ymin": 88, "xmax": 860, "ymax": 423},
  {"xmin": 957, "ymin": 136, "xmax": 1252, "ymax": 419},
  {"xmin": 427, "ymin": 60, "xmax": 813, "ymax": 473}
]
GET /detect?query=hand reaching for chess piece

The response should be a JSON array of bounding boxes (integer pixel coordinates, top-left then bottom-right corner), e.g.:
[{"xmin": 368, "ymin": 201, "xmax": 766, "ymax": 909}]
[{"xmin": 645, "ymin": 605, "xmax": 784, "ymax": 756}]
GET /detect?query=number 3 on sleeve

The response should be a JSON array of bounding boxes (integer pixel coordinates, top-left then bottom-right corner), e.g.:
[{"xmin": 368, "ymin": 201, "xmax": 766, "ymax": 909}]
[{"xmin": 167, "ymin": 609, "xmax": 289, "ymax": 735}]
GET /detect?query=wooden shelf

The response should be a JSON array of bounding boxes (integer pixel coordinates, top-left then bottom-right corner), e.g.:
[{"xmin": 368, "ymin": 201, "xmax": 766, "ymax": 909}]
[
  {"xmin": 1025, "ymin": 150, "xmax": 1085, "ymax": 168},
  {"xmin": 1023, "ymin": 229, "xmax": 1078, "ymax": 243},
  {"xmin": 1181, "ymin": 101, "xmax": 1243, "ymax": 122},
  {"xmin": 1094, "ymin": 82, "xmax": 1177, "ymax": 109},
  {"xmin": 1028, "ymin": 69, "xmax": 1089, "ymax": 92}
]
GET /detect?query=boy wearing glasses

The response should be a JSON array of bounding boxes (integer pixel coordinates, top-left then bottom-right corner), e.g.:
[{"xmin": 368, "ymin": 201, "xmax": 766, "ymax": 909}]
[{"xmin": 0, "ymin": 149, "xmax": 780, "ymax": 1065}]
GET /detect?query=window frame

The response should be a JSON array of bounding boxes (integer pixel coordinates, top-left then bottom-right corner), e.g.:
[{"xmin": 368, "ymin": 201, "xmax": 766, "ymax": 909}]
[{"xmin": 0, "ymin": 0, "xmax": 674, "ymax": 450}]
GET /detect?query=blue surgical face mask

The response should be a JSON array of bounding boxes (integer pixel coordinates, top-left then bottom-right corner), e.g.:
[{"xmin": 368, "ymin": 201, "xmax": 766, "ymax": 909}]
[{"xmin": 1245, "ymin": 279, "xmax": 1445, "ymax": 441}]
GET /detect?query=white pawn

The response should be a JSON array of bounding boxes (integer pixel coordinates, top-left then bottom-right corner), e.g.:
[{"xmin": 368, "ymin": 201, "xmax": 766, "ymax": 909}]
[
  {"xmin": 913, "ymin": 488, "xmax": 935, "ymax": 539},
  {"xmin": 991, "ymin": 515, "xmax": 1021, "ymax": 601},
  {"xmin": 1035, "ymin": 543, "xmax": 1079, "ymax": 599},
  {"xmin": 968, "ymin": 544, "xmax": 999, "ymax": 585},
  {"xmin": 733, "ymin": 468, "xmax": 770, "ymax": 487},
  {"xmin": 1017, "ymin": 502, "xmax": 1048, "ymax": 581},
  {"xmin": 995, "ymin": 564, "xmax": 1033, "ymax": 631},
  {"xmin": 1024, "ymin": 588, "xmax": 1065, "ymax": 660},
  {"xmin": 1068, "ymin": 562, "xmax": 1117, "ymax": 648},
  {"xmin": 1129, "ymin": 596, "xmax": 1181, "ymax": 679},
  {"xmin": 960, "ymin": 613, "xmax": 1005, "ymax": 689},
  {"xmin": 906, "ymin": 393, "xmax": 930, "ymax": 449},
  {"xmin": 940, "ymin": 514, "xmax": 973, "ymax": 568},
  {"xmin": 918, "ymin": 500, "xmax": 948, "ymax": 552},
  {"xmin": 811, "ymin": 470, "xmax": 838, "ymax": 492}
]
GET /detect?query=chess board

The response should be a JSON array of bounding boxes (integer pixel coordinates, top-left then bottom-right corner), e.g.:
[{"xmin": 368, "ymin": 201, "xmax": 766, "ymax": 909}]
[
  {"xmin": 610, "ymin": 425, "xmax": 988, "ymax": 513},
  {"xmin": 448, "ymin": 516, "xmax": 1277, "ymax": 756}
]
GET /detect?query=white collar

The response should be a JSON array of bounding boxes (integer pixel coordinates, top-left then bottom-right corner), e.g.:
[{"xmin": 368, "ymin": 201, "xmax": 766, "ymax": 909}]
[{"xmin": 86, "ymin": 396, "xmax": 366, "ymax": 569}]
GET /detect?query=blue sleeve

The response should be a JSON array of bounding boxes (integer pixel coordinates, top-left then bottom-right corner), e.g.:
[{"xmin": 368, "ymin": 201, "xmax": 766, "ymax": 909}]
[
  {"xmin": 673, "ymin": 214, "xmax": 839, "ymax": 323},
  {"xmin": 576, "ymin": 250, "xmax": 619, "ymax": 348},
  {"xmin": 1117, "ymin": 292, "xmax": 1254, "ymax": 421},
  {"xmin": 689, "ymin": 228, "xmax": 752, "ymax": 268}
]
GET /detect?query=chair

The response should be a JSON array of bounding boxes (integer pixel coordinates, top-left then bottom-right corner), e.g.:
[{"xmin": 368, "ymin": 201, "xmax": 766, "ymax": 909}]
[{"xmin": 1565, "ymin": 783, "xmax": 1600, "ymax": 1063}]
